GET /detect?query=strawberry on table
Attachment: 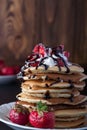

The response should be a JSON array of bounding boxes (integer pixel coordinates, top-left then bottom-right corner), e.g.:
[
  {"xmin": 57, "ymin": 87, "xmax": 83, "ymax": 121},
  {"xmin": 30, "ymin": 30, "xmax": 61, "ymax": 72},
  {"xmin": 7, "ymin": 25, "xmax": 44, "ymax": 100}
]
[
  {"xmin": 9, "ymin": 104, "xmax": 29, "ymax": 125},
  {"xmin": 29, "ymin": 101, "xmax": 55, "ymax": 128},
  {"xmin": 13, "ymin": 66, "xmax": 20, "ymax": 74},
  {"xmin": 1, "ymin": 66, "xmax": 14, "ymax": 75}
]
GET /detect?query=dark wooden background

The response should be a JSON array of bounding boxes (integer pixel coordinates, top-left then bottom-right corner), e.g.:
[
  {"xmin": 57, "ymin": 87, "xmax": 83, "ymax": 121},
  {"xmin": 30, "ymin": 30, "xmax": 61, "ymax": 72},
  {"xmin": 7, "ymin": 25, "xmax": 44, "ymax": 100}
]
[{"xmin": 0, "ymin": 0, "xmax": 87, "ymax": 68}]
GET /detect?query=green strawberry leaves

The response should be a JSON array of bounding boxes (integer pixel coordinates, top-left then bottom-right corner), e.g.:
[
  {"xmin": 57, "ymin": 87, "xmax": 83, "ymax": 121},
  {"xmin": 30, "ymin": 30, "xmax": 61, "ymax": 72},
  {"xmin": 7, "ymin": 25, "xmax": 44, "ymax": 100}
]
[{"xmin": 37, "ymin": 101, "xmax": 48, "ymax": 113}]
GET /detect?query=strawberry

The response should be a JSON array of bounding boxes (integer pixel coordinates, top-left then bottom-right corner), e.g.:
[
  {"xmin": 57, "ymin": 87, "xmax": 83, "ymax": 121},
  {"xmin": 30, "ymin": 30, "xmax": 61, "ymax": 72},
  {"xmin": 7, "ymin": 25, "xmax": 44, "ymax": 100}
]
[
  {"xmin": 58, "ymin": 44, "xmax": 64, "ymax": 52},
  {"xmin": 29, "ymin": 101, "xmax": 55, "ymax": 128},
  {"xmin": 9, "ymin": 104, "xmax": 29, "ymax": 125},
  {"xmin": 57, "ymin": 59, "xmax": 64, "ymax": 67},
  {"xmin": 52, "ymin": 44, "xmax": 64, "ymax": 55},
  {"xmin": 63, "ymin": 51, "xmax": 70, "ymax": 58},
  {"xmin": 13, "ymin": 66, "xmax": 20, "ymax": 74},
  {"xmin": 27, "ymin": 54, "xmax": 39, "ymax": 62},
  {"xmin": 1, "ymin": 66, "xmax": 14, "ymax": 75},
  {"xmin": 30, "ymin": 61, "xmax": 39, "ymax": 67},
  {"xmin": 33, "ymin": 43, "xmax": 46, "ymax": 57}
]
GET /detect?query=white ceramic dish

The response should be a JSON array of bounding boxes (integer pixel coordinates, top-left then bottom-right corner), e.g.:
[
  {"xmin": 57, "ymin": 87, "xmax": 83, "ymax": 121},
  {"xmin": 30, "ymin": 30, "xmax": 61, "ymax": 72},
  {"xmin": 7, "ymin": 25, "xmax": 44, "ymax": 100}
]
[
  {"xmin": 0, "ymin": 75, "xmax": 17, "ymax": 84},
  {"xmin": 0, "ymin": 102, "xmax": 87, "ymax": 130}
]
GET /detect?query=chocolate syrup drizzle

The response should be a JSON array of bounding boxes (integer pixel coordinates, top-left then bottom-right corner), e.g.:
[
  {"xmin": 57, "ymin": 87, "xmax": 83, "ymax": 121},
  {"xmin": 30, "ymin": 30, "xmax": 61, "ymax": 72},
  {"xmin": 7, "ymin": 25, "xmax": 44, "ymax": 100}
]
[
  {"xmin": 37, "ymin": 57, "xmax": 49, "ymax": 70},
  {"xmin": 56, "ymin": 53, "xmax": 70, "ymax": 73},
  {"xmin": 21, "ymin": 44, "xmax": 71, "ymax": 75},
  {"xmin": 44, "ymin": 91, "xmax": 51, "ymax": 99},
  {"xmin": 69, "ymin": 94, "xmax": 74, "ymax": 102},
  {"xmin": 50, "ymin": 79, "xmax": 61, "ymax": 87},
  {"xmin": 67, "ymin": 79, "xmax": 74, "ymax": 102},
  {"xmin": 45, "ymin": 84, "xmax": 49, "ymax": 88},
  {"xmin": 18, "ymin": 44, "xmax": 75, "ymax": 81},
  {"xmin": 68, "ymin": 80, "xmax": 74, "ymax": 89},
  {"xmin": 52, "ymin": 46, "xmax": 70, "ymax": 73}
]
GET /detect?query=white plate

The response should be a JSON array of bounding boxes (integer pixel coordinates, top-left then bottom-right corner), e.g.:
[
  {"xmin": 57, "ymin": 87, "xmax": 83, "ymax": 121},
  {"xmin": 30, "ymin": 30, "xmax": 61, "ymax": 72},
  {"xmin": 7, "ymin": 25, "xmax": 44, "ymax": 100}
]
[
  {"xmin": 0, "ymin": 102, "xmax": 87, "ymax": 130},
  {"xmin": 0, "ymin": 75, "xmax": 17, "ymax": 84}
]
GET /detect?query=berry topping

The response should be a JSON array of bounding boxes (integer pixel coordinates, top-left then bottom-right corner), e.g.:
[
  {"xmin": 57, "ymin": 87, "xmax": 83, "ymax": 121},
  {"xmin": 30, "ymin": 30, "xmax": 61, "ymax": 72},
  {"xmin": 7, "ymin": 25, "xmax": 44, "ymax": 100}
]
[
  {"xmin": 30, "ymin": 61, "xmax": 39, "ymax": 67},
  {"xmin": 0, "ymin": 59, "xmax": 20, "ymax": 75},
  {"xmin": 0, "ymin": 59, "xmax": 5, "ymax": 69},
  {"xmin": 57, "ymin": 59, "xmax": 64, "ymax": 67},
  {"xmin": 29, "ymin": 101, "xmax": 55, "ymax": 128},
  {"xmin": 20, "ymin": 43, "xmax": 71, "ymax": 73},
  {"xmin": 27, "ymin": 54, "xmax": 40, "ymax": 62},
  {"xmin": 9, "ymin": 104, "xmax": 29, "ymax": 125},
  {"xmin": 52, "ymin": 44, "xmax": 64, "ymax": 55},
  {"xmin": 33, "ymin": 43, "xmax": 46, "ymax": 57},
  {"xmin": 63, "ymin": 51, "xmax": 70, "ymax": 58}
]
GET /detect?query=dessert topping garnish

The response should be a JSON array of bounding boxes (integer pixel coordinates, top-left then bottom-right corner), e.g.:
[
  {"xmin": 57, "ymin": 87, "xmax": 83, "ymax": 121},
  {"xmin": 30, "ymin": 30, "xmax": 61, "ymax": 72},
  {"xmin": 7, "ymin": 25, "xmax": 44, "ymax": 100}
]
[{"xmin": 20, "ymin": 43, "xmax": 72, "ymax": 74}]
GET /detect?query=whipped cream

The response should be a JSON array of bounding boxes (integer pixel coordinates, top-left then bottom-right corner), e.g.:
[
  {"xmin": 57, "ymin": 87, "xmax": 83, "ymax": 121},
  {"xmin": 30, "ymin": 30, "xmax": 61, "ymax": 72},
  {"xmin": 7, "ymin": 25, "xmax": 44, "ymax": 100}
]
[{"xmin": 42, "ymin": 57, "xmax": 56, "ymax": 67}]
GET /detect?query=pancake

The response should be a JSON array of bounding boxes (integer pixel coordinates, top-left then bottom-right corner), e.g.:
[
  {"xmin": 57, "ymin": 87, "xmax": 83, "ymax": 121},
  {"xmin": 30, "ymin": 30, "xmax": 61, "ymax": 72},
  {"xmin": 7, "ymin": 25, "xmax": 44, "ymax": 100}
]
[
  {"xmin": 21, "ymin": 80, "xmax": 85, "ymax": 90},
  {"xmin": 17, "ymin": 93, "xmax": 87, "ymax": 105},
  {"xmin": 21, "ymin": 90, "xmax": 79, "ymax": 98},
  {"xmin": 17, "ymin": 100, "xmax": 87, "ymax": 112},
  {"xmin": 55, "ymin": 117, "xmax": 85, "ymax": 128},
  {"xmin": 22, "ymin": 72, "xmax": 87, "ymax": 83},
  {"xmin": 55, "ymin": 116, "xmax": 84, "ymax": 121},
  {"xmin": 54, "ymin": 108, "xmax": 87, "ymax": 117},
  {"xmin": 23, "ymin": 64, "xmax": 84, "ymax": 74},
  {"xmin": 48, "ymin": 102, "xmax": 87, "ymax": 111},
  {"xmin": 21, "ymin": 85, "xmax": 80, "ymax": 97}
]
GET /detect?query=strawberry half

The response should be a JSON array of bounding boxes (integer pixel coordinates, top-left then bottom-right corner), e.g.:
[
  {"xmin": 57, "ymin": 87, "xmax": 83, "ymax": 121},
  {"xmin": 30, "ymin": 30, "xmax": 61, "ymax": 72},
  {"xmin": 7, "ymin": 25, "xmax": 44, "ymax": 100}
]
[
  {"xmin": 30, "ymin": 61, "xmax": 39, "ymax": 67},
  {"xmin": 29, "ymin": 101, "xmax": 55, "ymax": 128},
  {"xmin": 33, "ymin": 43, "xmax": 46, "ymax": 57},
  {"xmin": 27, "ymin": 53, "xmax": 40, "ymax": 61},
  {"xmin": 63, "ymin": 51, "xmax": 70, "ymax": 58},
  {"xmin": 9, "ymin": 104, "xmax": 29, "ymax": 125},
  {"xmin": 57, "ymin": 58, "xmax": 64, "ymax": 67}
]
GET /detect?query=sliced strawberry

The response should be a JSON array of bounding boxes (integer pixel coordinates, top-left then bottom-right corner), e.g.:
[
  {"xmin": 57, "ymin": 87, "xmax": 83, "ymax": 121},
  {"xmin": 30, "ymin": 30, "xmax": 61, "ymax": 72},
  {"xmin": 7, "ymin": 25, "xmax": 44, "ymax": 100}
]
[
  {"xmin": 30, "ymin": 61, "xmax": 39, "ymax": 67},
  {"xmin": 58, "ymin": 44, "xmax": 64, "ymax": 51},
  {"xmin": 63, "ymin": 51, "xmax": 70, "ymax": 58},
  {"xmin": 27, "ymin": 54, "xmax": 39, "ymax": 61},
  {"xmin": 57, "ymin": 59, "xmax": 64, "ymax": 67},
  {"xmin": 33, "ymin": 43, "xmax": 46, "ymax": 57},
  {"xmin": 52, "ymin": 44, "xmax": 64, "ymax": 55}
]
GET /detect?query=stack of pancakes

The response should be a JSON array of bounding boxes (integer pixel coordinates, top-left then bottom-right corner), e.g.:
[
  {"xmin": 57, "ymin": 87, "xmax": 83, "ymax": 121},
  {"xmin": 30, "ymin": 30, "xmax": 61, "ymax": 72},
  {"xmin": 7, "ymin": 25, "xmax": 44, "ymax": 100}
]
[{"xmin": 17, "ymin": 44, "xmax": 87, "ymax": 128}]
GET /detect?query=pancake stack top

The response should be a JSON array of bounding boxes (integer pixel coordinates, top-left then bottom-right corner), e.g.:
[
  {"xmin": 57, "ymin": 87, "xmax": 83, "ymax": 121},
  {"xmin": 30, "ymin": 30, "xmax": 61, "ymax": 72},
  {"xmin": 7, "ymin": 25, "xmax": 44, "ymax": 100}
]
[{"xmin": 17, "ymin": 43, "xmax": 87, "ymax": 128}]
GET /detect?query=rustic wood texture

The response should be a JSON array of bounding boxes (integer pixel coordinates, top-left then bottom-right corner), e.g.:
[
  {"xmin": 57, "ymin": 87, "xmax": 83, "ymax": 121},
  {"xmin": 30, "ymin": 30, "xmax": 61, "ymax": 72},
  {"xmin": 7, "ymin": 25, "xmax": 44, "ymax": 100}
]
[{"xmin": 0, "ymin": 0, "xmax": 87, "ymax": 66}]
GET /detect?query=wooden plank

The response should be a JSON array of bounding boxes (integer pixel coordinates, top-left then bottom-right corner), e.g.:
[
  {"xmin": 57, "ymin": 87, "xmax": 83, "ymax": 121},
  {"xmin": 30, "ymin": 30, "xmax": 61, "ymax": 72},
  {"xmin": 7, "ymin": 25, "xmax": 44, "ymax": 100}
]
[{"xmin": 0, "ymin": 0, "xmax": 86, "ymax": 66}]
